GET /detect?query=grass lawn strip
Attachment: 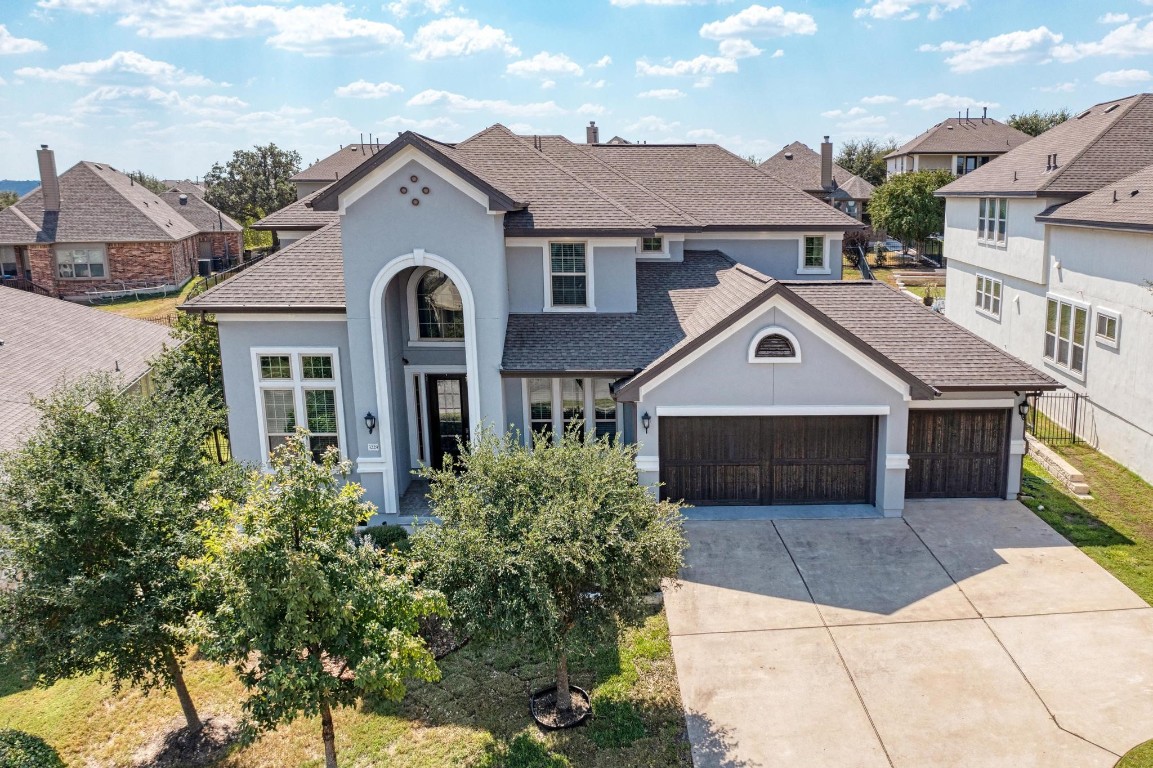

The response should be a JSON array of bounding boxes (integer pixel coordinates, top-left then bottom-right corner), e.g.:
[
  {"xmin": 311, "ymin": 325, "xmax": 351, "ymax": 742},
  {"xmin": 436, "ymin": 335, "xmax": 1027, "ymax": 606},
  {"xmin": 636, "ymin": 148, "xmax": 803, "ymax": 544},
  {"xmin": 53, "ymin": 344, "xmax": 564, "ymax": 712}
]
[{"xmin": 93, "ymin": 279, "xmax": 200, "ymax": 322}]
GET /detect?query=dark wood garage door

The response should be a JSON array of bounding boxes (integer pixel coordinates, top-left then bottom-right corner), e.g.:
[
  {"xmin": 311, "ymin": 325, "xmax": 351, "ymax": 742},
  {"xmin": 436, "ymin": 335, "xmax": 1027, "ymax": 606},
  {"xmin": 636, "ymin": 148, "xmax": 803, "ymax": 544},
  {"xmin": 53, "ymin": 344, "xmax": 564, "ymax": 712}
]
[
  {"xmin": 659, "ymin": 416, "xmax": 877, "ymax": 506},
  {"xmin": 905, "ymin": 409, "xmax": 1010, "ymax": 498}
]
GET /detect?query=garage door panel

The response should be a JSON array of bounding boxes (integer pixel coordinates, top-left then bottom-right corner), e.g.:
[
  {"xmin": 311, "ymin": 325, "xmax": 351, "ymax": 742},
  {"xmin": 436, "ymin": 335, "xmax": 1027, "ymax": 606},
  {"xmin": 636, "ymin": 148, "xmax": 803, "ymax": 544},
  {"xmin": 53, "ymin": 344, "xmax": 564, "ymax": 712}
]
[
  {"xmin": 906, "ymin": 409, "xmax": 1009, "ymax": 499},
  {"xmin": 774, "ymin": 464, "xmax": 873, "ymax": 504},
  {"xmin": 662, "ymin": 464, "xmax": 762, "ymax": 505}
]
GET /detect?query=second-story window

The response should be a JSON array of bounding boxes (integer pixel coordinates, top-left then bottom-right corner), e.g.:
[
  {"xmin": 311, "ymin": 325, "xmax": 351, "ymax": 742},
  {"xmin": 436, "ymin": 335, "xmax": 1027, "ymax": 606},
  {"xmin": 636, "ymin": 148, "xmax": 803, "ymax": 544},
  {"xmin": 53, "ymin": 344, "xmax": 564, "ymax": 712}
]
[
  {"xmin": 1044, "ymin": 297, "xmax": 1088, "ymax": 375},
  {"xmin": 415, "ymin": 269, "xmax": 464, "ymax": 339},
  {"xmin": 641, "ymin": 237, "xmax": 663, "ymax": 253},
  {"xmin": 549, "ymin": 242, "xmax": 588, "ymax": 307},
  {"xmin": 801, "ymin": 236, "xmax": 826, "ymax": 271},
  {"xmin": 978, "ymin": 198, "xmax": 1007, "ymax": 245},
  {"xmin": 956, "ymin": 155, "xmax": 991, "ymax": 175}
]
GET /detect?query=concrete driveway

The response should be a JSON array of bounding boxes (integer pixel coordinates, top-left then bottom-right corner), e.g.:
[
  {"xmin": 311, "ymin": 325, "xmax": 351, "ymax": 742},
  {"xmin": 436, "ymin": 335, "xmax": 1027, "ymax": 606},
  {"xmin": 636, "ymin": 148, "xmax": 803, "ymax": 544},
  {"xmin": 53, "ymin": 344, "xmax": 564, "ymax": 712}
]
[{"xmin": 665, "ymin": 500, "xmax": 1153, "ymax": 768}]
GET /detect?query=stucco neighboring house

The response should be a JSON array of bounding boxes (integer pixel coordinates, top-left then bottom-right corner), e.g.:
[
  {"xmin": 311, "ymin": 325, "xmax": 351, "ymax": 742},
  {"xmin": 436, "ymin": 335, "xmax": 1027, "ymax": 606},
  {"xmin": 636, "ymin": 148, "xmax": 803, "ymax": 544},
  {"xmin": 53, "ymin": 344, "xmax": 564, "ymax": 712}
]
[
  {"xmin": 938, "ymin": 92, "xmax": 1153, "ymax": 483},
  {"xmin": 0, "ymin": 287, "xmax": 174, "ymax": 452},
  {"xmin": 0, "ymin": 146, "xmax": 242, "ymax": 300},
  {"xmin": 887, "ymin": 112, "xmax": 1031, "ymax": 177},
  {"xmin": 760, "ymin": 138, "xmax": 875, "ymax": 222},
  {"xmin": 182, "ymin": 123, "xmax": 1056, "ymax": 521}
]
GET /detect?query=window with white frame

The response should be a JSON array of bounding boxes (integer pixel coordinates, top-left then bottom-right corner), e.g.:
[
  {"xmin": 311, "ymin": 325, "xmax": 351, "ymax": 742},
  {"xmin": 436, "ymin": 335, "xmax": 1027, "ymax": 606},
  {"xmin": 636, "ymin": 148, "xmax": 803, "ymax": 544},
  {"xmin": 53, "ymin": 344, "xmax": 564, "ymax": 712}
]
[
  {"xmin": 978, "ymin": 198, "xmax": 1007, "ymax": 245},
  {"xmin": 255, "ymin": 350, "xmax": 343, "ymax": 461},
  {"xmin": 524, "ymin": 377, "xmax": 617, "ymax": 444},
  {"xmin": 1095, "ymin": 308, "xmax": 1120, "ymax": 348},
  {"xmin": 641, "ymin": 237, "xmax": 663, "ymax": 253},
  {"xmin": 801, "ymin": 236, "xmax": 826, "ymax": 271},
  {"xmin": 412, "ymin": 268, "xmax": 464, "ymax": 340},
  {"xmin": 1044, "ymin": 297, "xmax": 1088, "ymax": 375},
  {"xmin": 975, "ymin": 274, "xmax": 1002, "ymax": 318},
  {"xmin": 549, "ymin": 242, "xmax": 588, "ymax": 307},
  {"xmin": 55, "ymin": 245, "xmax": 106, "ymax": 279}
]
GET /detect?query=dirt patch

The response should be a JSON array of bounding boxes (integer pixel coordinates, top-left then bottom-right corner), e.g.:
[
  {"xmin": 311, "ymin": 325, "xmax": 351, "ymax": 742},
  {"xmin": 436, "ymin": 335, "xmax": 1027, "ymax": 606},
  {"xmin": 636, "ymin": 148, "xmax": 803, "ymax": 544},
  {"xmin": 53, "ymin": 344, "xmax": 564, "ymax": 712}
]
[
  {"xmin": 420, "ymin": 615, "xmax": 469, "ymax": 660},
  {"xmin": 133, "ymin": 715, "xmax": 239, "ymax": 767},
  {"xmin": 531, "ymin": 686, "xmax": 591, "ymax": 730}
]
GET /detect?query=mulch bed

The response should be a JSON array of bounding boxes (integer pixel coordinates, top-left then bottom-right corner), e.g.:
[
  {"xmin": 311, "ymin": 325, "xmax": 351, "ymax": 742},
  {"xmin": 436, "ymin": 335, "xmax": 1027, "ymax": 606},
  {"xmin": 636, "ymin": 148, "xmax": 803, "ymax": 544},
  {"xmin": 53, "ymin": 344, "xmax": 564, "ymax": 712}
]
[
  {"xmin": 133, "ymin": 716, "xmax": 239, "ymax": 768},
  {"xmin": 530, "ymin": 686, "xmax": 591, "ymax": 730},
  {"xmin": 419, "ymin": 615, "xmax": 470, "ymax": 660}
]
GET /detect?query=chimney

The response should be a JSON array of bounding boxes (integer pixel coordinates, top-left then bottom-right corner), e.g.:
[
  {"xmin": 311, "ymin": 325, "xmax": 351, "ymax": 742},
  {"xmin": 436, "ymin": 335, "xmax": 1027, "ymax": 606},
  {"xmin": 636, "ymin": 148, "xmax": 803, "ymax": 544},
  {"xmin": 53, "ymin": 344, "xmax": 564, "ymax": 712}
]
[
  {"xmin": 586, "ymin": 121, "xmax": 600, "ymax": 144},
  {"xmin": 37, "ymin": 144, "xmax": 61, "ymax": 213},
  {"xmin": 820, "ymin": 136, "xmax": 832, "ymax": 190},
  {"xmin": 982, "ymin": 106, "xmax": 988, "ymax": 120}
]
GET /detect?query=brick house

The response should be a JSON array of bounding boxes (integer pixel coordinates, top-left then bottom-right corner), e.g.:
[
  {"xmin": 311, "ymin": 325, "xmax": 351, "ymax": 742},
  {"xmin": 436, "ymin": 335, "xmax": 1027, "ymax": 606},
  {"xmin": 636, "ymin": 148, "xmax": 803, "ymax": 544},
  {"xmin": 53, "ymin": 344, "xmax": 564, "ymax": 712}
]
[{"xmin": 0, "ymin": 146, "xmax": 242, "ymax": 300}]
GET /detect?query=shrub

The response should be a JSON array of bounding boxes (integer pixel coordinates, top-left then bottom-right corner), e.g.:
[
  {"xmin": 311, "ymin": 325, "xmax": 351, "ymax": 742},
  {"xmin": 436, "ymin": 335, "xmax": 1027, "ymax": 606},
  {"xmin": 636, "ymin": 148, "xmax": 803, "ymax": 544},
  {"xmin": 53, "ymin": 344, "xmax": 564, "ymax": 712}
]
[
  {"xmin": 360, "ymin": 524, "xmax": 410, "ymax": 551},
  {"xmin": 0, "ymin": 730, "xmax": 65, "ymax": 768}
]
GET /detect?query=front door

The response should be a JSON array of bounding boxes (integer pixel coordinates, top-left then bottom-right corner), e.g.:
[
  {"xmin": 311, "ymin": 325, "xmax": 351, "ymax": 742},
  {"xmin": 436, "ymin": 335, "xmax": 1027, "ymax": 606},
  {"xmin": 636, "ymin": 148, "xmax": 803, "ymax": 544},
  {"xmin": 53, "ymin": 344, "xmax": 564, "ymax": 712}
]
[{"xmin": 426, "ymin": 374, "xmax": 469, "ymax": 469}]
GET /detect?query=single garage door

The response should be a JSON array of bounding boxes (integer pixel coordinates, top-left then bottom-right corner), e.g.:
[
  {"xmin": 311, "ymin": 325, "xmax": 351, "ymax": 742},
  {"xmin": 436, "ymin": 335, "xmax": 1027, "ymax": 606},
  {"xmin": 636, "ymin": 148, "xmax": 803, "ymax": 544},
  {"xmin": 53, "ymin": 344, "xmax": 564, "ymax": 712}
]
[
  {"xmin": 905, "ymin": 409, "xmax": 1010, "ymax": 498},
  {"xmin": 659, "ymin": 416, "xmax": 877, "ymax": 506}
]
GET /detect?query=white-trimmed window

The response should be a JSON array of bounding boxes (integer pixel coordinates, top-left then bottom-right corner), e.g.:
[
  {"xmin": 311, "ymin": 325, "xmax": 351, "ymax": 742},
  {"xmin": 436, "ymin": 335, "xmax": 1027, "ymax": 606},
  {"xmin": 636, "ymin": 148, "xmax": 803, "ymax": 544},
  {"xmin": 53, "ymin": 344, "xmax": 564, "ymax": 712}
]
[
  {"xmin": 975, "ymin": 274, "xmax": 1002, "ymax": 318},
  {"xmin": 254, "ymin": 349, "xmax": 345, "ymax": 462},
  {"xmin": 55, "ymin": 245, "xmax": 106, "ymax": 279},
  {"xmin": 641, "ymin": 237, "xmax": 663, "ymax": 253},
  {"xmin": 548, "ymin": 242, "xmax": 590, "ymax": 308},
  {"xmin": 747, "ymin": 327, "xmax": 802, "ymax": 364},
  {"xmin": 409, "ymin": 267, "xmax": 464, "ymax": 342},
  {"xmin": 1044, "ymin": 297, "xmax": 1089, "ymax": 375},
  {"xmin": 1095, "ymin": 308, "xmax": 1120, "ymax": 349},
  {"xmin": 799, "ymin": 236, "xmax": 828, "ymax": 273},
  {"xmin": 978, "ymin": 198, "xmax": 1007, "ymax": 245},
  {"xmin": 523, "ymin": 377, "xmax": 618, "ymax": 444}
]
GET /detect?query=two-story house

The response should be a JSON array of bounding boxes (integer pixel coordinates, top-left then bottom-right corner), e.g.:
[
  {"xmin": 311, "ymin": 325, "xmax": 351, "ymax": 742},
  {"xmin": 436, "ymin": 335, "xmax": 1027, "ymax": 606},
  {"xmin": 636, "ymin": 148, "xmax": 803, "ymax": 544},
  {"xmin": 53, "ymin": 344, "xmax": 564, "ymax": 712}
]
[
  {"xmin": 183, "ymin": 124, "xmax": 1055, "ymax": 520},
  {"xmin": 938, "ymin": 93, "xmax": 1153, "ymax": 483},
  {"xmin": 760, "ymin": 138, "xmax": 874, "ymax": 222},
  {"xmin": 887, "ymin": 111, "xmax": 1030, "ymax": 177}
]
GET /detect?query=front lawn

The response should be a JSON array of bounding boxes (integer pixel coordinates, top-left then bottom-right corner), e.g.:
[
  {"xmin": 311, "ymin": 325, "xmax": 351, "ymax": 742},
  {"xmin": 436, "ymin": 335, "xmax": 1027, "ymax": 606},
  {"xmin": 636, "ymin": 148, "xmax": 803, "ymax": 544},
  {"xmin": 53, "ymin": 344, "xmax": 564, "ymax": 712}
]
[{"xmin": 0, "ymin": 609, "xmax": 689, "ymax": 767}]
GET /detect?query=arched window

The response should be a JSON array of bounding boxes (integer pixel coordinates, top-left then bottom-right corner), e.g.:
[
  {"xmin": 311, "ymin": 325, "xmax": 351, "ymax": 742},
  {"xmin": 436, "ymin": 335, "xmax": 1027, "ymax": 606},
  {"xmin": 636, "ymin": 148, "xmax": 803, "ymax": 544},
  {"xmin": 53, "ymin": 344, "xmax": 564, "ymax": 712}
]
[
  {"xmin": 748, "ymin": 327, "xmax": 801, "ymax": 364},
  {"xmin": 414, "ymin": 269, "xmax": 464, "ymax": 340}
]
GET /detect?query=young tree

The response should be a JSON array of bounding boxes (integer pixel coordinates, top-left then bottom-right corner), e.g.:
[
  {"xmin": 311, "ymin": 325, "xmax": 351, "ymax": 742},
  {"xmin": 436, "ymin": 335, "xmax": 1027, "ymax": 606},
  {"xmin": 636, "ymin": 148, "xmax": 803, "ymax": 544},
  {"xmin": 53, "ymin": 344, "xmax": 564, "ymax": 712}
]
[
  {"xmin": 1007, "ymin": 108, "xmax": 1071, "ymax": 137},
  {"xmin": 0, "ymin": 190, "xmax": 18, "ymax": 210},
  {"xmin": 835, "ymin": 137, "xmax": 901, "ymax": 187},
  {"xmin": 868, "ymin": 169, "xmax": 955, "ymax": 256},
  {"xmin": 412, "ymin": 429, "xmax": 687, "ymax": 719},
  {"xmin": 152, "ymin": 313, "xmax": 226, "ymax": 432},
  {"xmin": 0, "ymin": 375, "xmax": 232, "ymax": 731},
  {"xmin": 203, "ymin": 144, "xmax": 301, "ymax": 223},
  {"xmin": 192, "ymin": 433, "xmax": 444, "ymax": 768},
  {"xmin": 126, "ymin": 170, "xmax": 169, "ymax": 195}
]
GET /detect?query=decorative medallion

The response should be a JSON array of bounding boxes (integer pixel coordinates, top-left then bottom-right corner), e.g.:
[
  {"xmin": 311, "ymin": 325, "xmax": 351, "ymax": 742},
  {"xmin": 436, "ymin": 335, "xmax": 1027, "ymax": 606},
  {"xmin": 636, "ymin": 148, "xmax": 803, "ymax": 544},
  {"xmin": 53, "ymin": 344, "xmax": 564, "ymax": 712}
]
[{"xmin": 399, "ymin": 186, "xmax": 408, "ymax": 194}]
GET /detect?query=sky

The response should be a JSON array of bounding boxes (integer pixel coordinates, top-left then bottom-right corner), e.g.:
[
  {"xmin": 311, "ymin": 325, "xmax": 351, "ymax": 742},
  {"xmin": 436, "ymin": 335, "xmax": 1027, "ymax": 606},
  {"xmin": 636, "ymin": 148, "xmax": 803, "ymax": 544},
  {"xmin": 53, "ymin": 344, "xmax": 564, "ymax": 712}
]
[{"xmin": 0, "ymin": 0, "xmax": 1151, "ymax": 180}]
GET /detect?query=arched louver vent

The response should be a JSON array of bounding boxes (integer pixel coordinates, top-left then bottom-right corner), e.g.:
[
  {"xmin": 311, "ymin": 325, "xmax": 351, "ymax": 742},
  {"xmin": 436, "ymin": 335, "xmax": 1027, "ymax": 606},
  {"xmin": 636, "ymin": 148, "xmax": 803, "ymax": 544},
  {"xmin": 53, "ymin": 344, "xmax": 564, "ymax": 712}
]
[{"xmin": 755, "ymin": 333, "xmax": 796, "ymax": 358}]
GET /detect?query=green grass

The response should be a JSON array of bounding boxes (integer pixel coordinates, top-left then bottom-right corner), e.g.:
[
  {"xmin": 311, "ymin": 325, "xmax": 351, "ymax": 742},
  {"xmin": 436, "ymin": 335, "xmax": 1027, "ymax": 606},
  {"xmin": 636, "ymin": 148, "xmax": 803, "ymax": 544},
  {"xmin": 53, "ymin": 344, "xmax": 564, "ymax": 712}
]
[
  {"xmin": 0, "ymin": 610, "xmax": 689, "ymax": 768},
  {"xmin": 92, "ymin": 279, "xmax": 200, "ymax": 322}
]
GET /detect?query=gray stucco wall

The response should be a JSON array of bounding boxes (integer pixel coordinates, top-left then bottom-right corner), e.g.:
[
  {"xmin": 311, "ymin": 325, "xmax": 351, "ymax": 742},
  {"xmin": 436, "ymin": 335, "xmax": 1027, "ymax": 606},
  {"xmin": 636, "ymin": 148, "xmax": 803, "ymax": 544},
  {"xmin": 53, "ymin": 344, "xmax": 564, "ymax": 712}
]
[
  {"xmin": 683, "ymin": 236, "xmax": 843, "ymax": 280},
  {"xmin": 505, "ymin": 242, "xmax": 637, "ymax": 312}
]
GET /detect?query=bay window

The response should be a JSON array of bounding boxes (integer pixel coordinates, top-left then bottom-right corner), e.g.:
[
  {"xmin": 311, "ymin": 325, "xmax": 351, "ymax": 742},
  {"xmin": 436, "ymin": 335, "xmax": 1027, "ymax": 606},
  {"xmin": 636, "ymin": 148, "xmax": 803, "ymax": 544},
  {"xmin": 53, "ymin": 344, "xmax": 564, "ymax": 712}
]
[
  {"xmin": 524, "ymin": 377, "xmax": 618, "ymax": 443},
  {"xmin": 978, "ymin": 198, "xmax": 1007, "ymax": 246}
]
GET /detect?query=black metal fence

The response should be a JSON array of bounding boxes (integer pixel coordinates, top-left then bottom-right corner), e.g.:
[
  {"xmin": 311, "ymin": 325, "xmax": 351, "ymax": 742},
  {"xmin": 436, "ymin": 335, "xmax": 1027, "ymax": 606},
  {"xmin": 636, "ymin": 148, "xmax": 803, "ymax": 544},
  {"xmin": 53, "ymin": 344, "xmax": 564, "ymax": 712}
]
[{"xmin": 1026, "ymin": 391, "xmax": 1088, "ymax": 445}]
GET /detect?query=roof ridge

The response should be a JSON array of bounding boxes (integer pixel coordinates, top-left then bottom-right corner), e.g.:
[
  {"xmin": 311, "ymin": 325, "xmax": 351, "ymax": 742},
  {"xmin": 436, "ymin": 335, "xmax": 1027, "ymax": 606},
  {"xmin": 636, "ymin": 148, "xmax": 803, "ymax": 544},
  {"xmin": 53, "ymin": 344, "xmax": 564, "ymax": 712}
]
[
  {"xmin": 6, "ymin": 203, "xmax": 40, "ymax": 234},
  {"xmin": 71, "ymin": 162, "xmax": 181, "ymax": 241},
  {"xmin": 569, "ymin": 140, "xmax": 704, "ymax": 227},
  {"xmin": 1038, "ymin": 93, "xmax": 1149, "ymax": 193}
]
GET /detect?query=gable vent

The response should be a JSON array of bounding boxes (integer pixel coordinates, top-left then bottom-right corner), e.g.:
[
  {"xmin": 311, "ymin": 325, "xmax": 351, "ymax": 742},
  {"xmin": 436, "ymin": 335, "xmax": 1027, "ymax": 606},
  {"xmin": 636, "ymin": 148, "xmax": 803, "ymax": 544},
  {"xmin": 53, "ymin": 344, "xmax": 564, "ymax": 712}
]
[{"xmin": 755, "ymin": 334, "xmax": 796, "ymax": 358}]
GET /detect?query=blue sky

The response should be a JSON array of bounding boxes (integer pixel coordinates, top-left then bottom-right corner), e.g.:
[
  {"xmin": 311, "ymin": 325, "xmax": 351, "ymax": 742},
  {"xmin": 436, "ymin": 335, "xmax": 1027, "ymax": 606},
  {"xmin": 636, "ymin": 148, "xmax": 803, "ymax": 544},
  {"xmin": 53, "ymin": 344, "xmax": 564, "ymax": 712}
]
[{"xmin": 1, "ymin": 0, "xmax": 1151, "ymax": 179}]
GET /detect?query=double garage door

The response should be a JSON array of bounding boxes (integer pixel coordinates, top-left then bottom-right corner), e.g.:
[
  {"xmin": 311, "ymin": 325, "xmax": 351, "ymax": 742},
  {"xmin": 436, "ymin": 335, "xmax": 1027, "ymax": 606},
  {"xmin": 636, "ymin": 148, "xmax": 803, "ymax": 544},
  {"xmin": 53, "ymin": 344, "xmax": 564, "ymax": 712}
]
[{"xmin": 659, "ymin": 409, "xmax": 1009, "ymax": 506}]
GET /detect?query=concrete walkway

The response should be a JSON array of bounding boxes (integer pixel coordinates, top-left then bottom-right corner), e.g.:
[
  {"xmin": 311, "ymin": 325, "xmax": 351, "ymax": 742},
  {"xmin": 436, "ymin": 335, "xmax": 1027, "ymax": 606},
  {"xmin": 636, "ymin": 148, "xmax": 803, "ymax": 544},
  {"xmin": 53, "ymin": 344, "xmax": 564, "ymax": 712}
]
[{"xmin": 665, "ymin": 499, "xmax": 1153, "ymax": 768}]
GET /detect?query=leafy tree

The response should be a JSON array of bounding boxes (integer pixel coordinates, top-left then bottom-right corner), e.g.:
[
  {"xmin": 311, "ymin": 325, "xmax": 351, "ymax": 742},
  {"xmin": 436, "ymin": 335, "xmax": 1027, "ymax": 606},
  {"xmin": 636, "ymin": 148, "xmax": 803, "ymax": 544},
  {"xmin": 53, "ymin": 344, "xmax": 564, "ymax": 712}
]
[
  {"xmin": 0, "ymin": 190, "xmax": 18, "ymax": 210},
  {"xmin": 192, "ymin": 433, "xmax": 444, "ymax": 768},
  {"xmin": 0, "ymin": 375, "xmax": 233, "ymax": 732},
  {"xmin": 152, "ymin": 313, "xmax": 225, "ymax": 430},
  {"xmin": 203, "ymin": 144, "xmax": 301, "ymax": 223},
  {"xmin": 413, "ymin": 428, "xmax": 686, "ymax": 717},
  {"xmin": 868, "ymin": 169, "xmax": 955, "ymax": 256},
  {"xmin": 126, "ymin": 170, "xmax": 169, "ymax": 195},
  {"xmin": 0, "ymin": 729, "xmax": 65, "ymax": 768},
  {"xmin": 744, "ymin": 153, "xmax": 764, "ymax": 166},
  {"xmin": 835, "ymin": 137, "xmax": 901, "ymax": 187},
  {"xmin": 1008, "ymin": 108, "xmax": 1071, "ymax": 137}
]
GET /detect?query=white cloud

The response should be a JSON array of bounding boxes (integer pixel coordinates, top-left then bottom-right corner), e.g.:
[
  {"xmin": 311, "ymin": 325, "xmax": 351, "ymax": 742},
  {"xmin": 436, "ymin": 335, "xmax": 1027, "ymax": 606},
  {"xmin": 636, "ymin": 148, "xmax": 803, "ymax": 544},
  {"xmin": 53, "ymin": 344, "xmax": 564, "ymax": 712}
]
[
  {"xmin": 610, "ymin": 0, "xmax": 708, "ymax": 5},
  {"xmin": 639, "ymin": 88, "xmax": 686, "ymax": 99},
  {"xmin": 693, "ymin": 76, "xmax": 714, "ymax": 87},
  {"xmin": 905, "ymin": 92, "xmax": 1000, "ymax": 111},
  {"xmin": 585, "ymin": 78, "xmax": 607, "ymax": 88},
  {"xmin": 718, "ymin": 38, "xmax": 763, "ymax": 59},
  {"xmin": 836, "ymin": 115, "xmax": 889, "ymax": 133},
  {"xmin": 577, "ymin": 103, "xmax": 606, "ymax": 116},
  {"xmin": 700, "ymin": 4, "xmax": 817, "ymax": 39},
  {"xmin": 1099, "ymin": 12, "xmax": 1130, "ymax": 24},
  {"xmin": 853, "ymin": 0, "xmax": 967, "ymax": 21},
  {"xmin": 771, "ymin": 48, "xmax": 784, "ymax": 57},
  {"xmin": 1052, "ymin": 20, "xmax": 1153, "ymax": 61},
  {"xmin": 919, "ymin": 26, "xmax": 1062, "ymax": 72},
  {"xmin": 860, "ymin": 94, "xmax": 897, "ymax": 104},
  {"xmin": 1095, "ymin": 68, "xmax": 1153, "ymax": 86},
  {"xmin": 406, "ymin": 88, "xmax": 565, "ymax": 117},
  {"xmin": 16, "ymin": 51, "xmax": 216, "ymax": 86},
  {"xmin": 379, "ymin": 115, "xmax": 460, "ymax": 133},
  {"xmin": 821, "ymin": 106, "xmax": 867, "ymax": 118},
  {"xmin": 0, "ymin": 24, "xmax": 47, "ymax": 54},
  {"xmin": 334, "ymin": 79, "xmax": 404, "ymax": 98},
  {"xmin": 410, "ymin": 16, "xmax": 518, "ymax": 60},
  {"xmin": 1039, "ymin": 81, "xmax": 1077, "ymax": 93},
  {"xmin": 386, "ymin": 0, "xmax": 451, "ymax": 18},
  {"xmin": 626, "ymin": 115, "xmax": 680, "ymax": 133},
  {"xmin": 636, "ymin": 54, "xmax": 739, "ymax": 76},
  {"xmin": 540, "ymin": 79, "xmax": 556, "ymax": 89},
  {"xmin": 0, "ymin": 75, "xmax": 6, "ymax": 86},
  {"xmin": 507, "ymin": 51, "xmax": 584, "ymax": 77},
  {"xmin": 592, "ymin": 55, "xmax": 612, "ymax": 68}
]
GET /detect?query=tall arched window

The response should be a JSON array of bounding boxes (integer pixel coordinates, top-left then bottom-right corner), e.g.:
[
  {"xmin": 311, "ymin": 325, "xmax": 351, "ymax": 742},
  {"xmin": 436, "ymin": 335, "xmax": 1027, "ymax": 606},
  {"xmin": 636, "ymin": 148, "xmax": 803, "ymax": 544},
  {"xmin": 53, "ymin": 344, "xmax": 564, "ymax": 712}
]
[{"xmin": 414, "ymin": 269, "xmax": 464, "ymax": 340}]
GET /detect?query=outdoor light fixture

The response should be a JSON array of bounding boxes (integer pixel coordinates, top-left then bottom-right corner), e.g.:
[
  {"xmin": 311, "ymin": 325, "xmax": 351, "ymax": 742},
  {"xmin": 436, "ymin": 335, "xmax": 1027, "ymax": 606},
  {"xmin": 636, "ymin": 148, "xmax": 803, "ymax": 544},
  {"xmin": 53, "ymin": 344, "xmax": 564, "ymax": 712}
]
[
  {"xmin": 364, "ymin": 412, "xmax": 377, "ymax": 434},
  {"xmin": 1017, "ymin": 398, "xmax": 1030, "ymax": 419},
  {"xmin": 641, "ymin": 411, "xmax": 652, "ymax": 433}
]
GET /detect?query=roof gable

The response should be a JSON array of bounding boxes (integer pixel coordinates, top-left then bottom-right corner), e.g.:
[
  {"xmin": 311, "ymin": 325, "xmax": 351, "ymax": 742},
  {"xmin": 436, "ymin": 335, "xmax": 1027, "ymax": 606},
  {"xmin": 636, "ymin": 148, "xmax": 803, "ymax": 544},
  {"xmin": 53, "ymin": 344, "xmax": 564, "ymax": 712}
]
[
  {"xmin": 759, "ymin": 142, "xmax": 873, "ymax": 199},
  {"xmin": 887, "ymin": 117, "xmax": 1030, "ymax": 159},
  {"xmin": 1035, "ymin": 161, "xmax": 1153, "ymax": 231}
]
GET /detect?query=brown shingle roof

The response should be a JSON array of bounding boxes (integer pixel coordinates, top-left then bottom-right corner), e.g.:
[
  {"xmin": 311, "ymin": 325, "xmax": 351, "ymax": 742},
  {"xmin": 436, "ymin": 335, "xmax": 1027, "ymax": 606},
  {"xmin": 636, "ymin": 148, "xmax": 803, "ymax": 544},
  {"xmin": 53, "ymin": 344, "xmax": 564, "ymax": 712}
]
[
  {"xmin": 292, "ymin": 144, "xmax": 381, "ymax": 183},
  {"xmin": 759, "ymin": 142, "xmax": 874, "ymax": 200},
  {"xmin": 160, "ymin": 186, "xmax": 243, "ymax": 234},
  {"xmin": 1035, "ymin": 162, "xmax": 1153, "ymax": 231},
  {"xmin": 886, "ymin": 117, "xmax": 1030, "ymax": 159},
  {"xmin": 181, "ymin": 223, "xmax": 345, "ymax": 312},
  {"xmin": 0, "ymin": 288, "xmax": 174, "ymax": 451},
  {"xmin": 0, "ymin": 162, "xmax": 200, "ymax": 245},
  {"xmin": 252, "ymin": 190, "xmax": 339, "ymax": 231},
  {"xmin": 939, "ymin": 94, "xmax": 1153, "ymax": 198}
]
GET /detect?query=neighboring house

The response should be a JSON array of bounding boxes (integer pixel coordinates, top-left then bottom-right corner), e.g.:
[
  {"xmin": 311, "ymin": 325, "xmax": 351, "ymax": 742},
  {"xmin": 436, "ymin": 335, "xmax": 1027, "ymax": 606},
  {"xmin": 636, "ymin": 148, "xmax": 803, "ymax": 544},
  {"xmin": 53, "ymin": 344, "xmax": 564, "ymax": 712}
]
[
  {"xmin": 0, "ymin": 146, "xmax": 242, "ymax": 299},
  {"xmin": 760, "ymin": 138, "xmax": 875, "ymax": 221},
  {"xmin": 158, "ymin": 184, "xmax": 244, "ymax": 271},
  {"xmin": 291, "ymin": 143, "xmax": 383, "ymax": 200},
  {"xmin": 0, "ymin": 287, "xmax": 174, "ymax": 452},
  {"xmin": 938, "ymin": 93, "xmax": 1153, "ymax": 483},
  {"xmin": 183, "ymin": 124, "xmax": 1055, "ymax": 521},
  {"xmin": 887, "ymin": 111, "xmax": 1031, "ymax": 177}
]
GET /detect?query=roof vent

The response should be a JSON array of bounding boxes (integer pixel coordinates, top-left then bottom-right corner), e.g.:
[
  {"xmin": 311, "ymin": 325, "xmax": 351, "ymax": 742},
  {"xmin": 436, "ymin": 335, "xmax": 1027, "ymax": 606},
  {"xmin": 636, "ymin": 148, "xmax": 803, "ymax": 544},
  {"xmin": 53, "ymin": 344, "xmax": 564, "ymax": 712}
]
[
  {"xmin": 946, "ymin": 124, "xmax": 954, "ymax": 130},
  {"xmin": 1076, "ymin": 109, "xmax": 1091, "ymax": 119},
  {"xmin": 784, "ymin": 152, "xmax": 793, "ymax": 159},
  {"xmin": 1131, "ymin": 189, "xmax": 1140, "ymax": 197},
  {"xmin": 178, "ymin": 194, "xmax": 188, "ymax": 205},
  {"xmin": 1105, "ymin": 103, "xmax": 1121, "ymax": 113}
]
